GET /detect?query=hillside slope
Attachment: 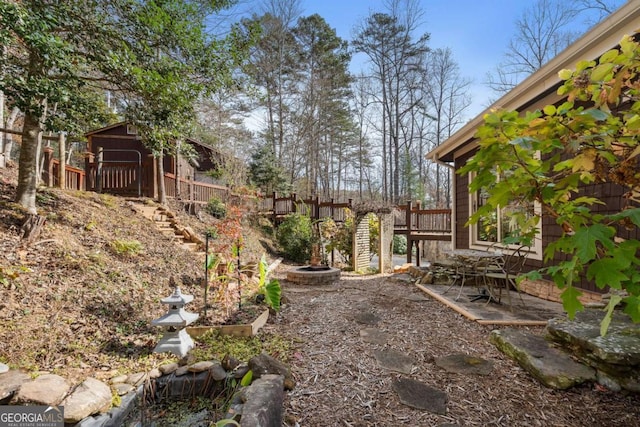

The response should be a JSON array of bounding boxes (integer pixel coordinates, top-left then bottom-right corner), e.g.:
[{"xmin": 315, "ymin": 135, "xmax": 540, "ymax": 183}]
[{"xmin": 0, "ymin": 164, "xmax": 273, "ymax": 383}]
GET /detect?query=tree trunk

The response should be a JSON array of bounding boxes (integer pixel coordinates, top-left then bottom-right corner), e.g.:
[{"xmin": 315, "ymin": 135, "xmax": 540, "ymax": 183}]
[
  {"xmin": 156, "ymin": 153, "xmax": 166, "ymax": 205},
  {"xmin": 3, "ymin": 107, "xmax": 20, "ymax": 160},
  {"xmin": 16, "ymin": 112, "xmax": 42, "ymax": 214}
]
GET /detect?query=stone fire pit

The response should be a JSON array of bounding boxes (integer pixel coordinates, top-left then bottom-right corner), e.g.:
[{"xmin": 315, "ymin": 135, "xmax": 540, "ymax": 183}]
[{"xmin": 286, "ymin": 265, "xmax": 341, "ymax": 285}]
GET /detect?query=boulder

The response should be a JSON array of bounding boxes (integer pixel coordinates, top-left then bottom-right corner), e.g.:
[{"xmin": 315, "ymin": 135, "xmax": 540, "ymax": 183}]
[
  {"xmin": 490, "ymin": 328, "xmax": 595, "ymax": 389},
  {"xmin": 12, "ymin": 374, "xmax": 70, "ymax": 406},
  {"xmin": 61, "ymin": 378, "xmax": 112, "ymax": 424}
]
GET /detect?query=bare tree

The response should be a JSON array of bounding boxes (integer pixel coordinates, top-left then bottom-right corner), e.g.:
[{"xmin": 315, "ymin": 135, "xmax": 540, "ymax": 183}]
[
  {"xmin": 486, "ymin": 0, "xmax": 578, "ymax": 95},
  {"xmin": 486, "ymin": 0, "xmax": 624, "ymax": 96},
  {"xmin": 352, "ymin": 0, "xmax": 429, "ymax": 203},
  {"xmin": 423, "ymin": 48, "xmax": 471, "ymax": 208}
]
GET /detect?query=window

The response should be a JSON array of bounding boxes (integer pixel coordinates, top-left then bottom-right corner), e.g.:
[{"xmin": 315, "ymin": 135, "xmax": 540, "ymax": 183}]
[
  {"xmin": 469, "ymin": 171, "xmax": 542, "ymax": 258},
  {"xmin": 126, "ymin": 124, "xmax": 137, "ymax": 135}
]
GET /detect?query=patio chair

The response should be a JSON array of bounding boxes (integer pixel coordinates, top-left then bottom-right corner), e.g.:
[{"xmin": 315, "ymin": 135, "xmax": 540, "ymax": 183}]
[{"xmin": 484, "ymin": 245, "xmax": 529, "ymax": 310}]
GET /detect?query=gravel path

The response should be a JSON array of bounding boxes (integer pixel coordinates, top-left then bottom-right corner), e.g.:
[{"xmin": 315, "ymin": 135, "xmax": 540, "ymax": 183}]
[{"xmin": 267, "ymin": 269, "xmax": 640, "ymax": 427}]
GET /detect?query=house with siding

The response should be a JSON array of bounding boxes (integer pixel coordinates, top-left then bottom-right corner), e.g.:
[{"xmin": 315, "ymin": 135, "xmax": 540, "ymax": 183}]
[
  {"xmin": 84, "ymin": 123, "xmax": 224, "ymax": 199},
  {"xmin": 426, "ymin": 1, "xmax": 640, "ymax": 303}
]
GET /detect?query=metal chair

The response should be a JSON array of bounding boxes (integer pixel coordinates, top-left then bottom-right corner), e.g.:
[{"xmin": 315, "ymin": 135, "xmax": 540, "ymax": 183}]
[{"xmin": 484, "ymin": 245, "xmax": 529, "ymax": 310}]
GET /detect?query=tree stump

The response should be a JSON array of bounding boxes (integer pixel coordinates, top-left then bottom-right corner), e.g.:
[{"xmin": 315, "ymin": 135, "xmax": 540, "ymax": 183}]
[{"xmin": 20, "ymin": 214, "xmax": 46, "ymax": 245}]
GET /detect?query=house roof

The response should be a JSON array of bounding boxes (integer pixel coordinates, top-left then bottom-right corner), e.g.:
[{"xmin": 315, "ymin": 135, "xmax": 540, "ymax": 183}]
[
  {"xmin": 84, "ymin": 122, "xmax": 128, "ymax": 136},
  {"xmin": 427, "ymin": 1, "xmax": 640, "ymax": 163}
]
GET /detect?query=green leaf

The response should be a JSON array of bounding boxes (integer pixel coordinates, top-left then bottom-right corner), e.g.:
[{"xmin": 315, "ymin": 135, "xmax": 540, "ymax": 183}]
[
  {"xmin": 240, "ymin": 369, "xmax": 253, "ymax": 387},
  {"xmin": 601, "ymin": 294, "xmax": 623, "ymax": 336},
  {"xmin": 586, "ymin": 258, "xmax": 629, "ymax": 289},
  {"xmin": 543, "ymin": 105, "xmax": 556, "ymax": 116},
  {"xmin": 580, "ymin": 108, "xmax": 609, "ymax": 121},
  {"xmin": 264, "ymin": 279, "xmax": 281, "ymax": 311},
  {"xmin": 561, "ymin": 286, "xmax": 584, "ymax": 320},
  {"xmin": 623, "ymin": 296, "xmax": 640, "ymax": 323},
  {"xmin": 572, "ymin": 224, "xmax": 615, "ymax": 263},
  {"xmin": 599, "ymin": 48, "xmax": 620, "ymax": 64},
  {"xmin": 590, "ymin": 63, "xmax": 615, "ymax": 81}
]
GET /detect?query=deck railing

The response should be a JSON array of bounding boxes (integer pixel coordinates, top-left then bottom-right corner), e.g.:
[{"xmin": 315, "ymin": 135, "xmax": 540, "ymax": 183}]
[{"xmin": 258, "ymin": 193, "xmax": 452, "ymax": 236}]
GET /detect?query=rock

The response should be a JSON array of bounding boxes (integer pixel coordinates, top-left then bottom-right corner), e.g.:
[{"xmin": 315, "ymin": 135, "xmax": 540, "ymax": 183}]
[
  {"xmin": 174, "ymin": 366, "xmax": 190, "ymax": 376},
  {"xmin": 249, "ymin": 353, "xmax": 295, "ymax": 390},
  {"xmin": 360, "ymin": 328, "xmax": 389, "ymax": 345},
  {"xmin": 114, "ymin": 383, "xmax": 134, "ymax": 396},
  {"xmin": 490, "ymin": 328, "xmax": 596, "ymax": 389},
  {"xmin": 148, "ymin": 368, "xmax": 162, "ymax": 379},
  {"xmin": 392, "ymin": 377, "xmax": 447, "ymax": 415},
  {"xmin": 60, "ymin": 377, "xmax": 112, "ymax": 424},
  {"xmin": 208, "ymin": 363, "xmax": 228, "ymax": 381},
  {"xmin": 12, "ymin": 374, "xmax": 70, "ymax": 406},
  {"xmin": 233, "ymin": 364, "xmax": 251, "ymax": 379},
  {"xmin": 373, "ymin": 349, "xmax": 413, "ymax": 374},
  {"xmin": 0, "ymin": 363, "xmax": 9, "ymax": 374},
  {"xmin": 240, "ymin": 374, "xmax": 284, "ymax": 427},
  {"xmin": 126, "ymin": 372, "xmax": 146, "ymax": 386},
  {"xmin": 110, "ymin": 374, "xmax": 128, "ymax": 384},
  {"xmin": 222, "ymin": 354, "xmax": 241, "ymax": 371},
  {"xmin": 435, "ymin": 353, "xmax": 494, "ymax": 376},
  {"xmin": 189, "ymin": 361, "xmax": 215, "ymax": 372},
  {"xmin": 353, "ymin": 310, "xmax": 381, "ymax": 325},
  {"xmin": 0, "ymin": 370, "xmax": 30, "ymax": 404},
  {"xmin": 159, "ymin": 362, "xmax": 179, "ymax": 375}
]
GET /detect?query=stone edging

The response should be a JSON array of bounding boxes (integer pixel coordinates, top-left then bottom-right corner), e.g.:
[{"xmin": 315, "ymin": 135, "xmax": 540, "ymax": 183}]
[{"xmin": 0, "ymin": 353, "xmax": 291, "ymax": 426}]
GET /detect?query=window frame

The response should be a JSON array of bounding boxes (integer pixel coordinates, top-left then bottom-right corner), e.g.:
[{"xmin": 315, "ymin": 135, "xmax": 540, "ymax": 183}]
[{"xmin": 467, "ymin": 171, "xmax": 543, "ymax": 260}]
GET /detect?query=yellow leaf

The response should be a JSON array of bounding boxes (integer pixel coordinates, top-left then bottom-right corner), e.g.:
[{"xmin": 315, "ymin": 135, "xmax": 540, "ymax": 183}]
[
  {"xmin": 558, "ymin": 69, "xmax": 573, "ymax": 80},
  {"xmin": 572, "ymin": 149, "xmax": 596, "ymax": 172},
  {"xmin": 543, "ymin": 105, "xmax": 556, "ymax": 116}
]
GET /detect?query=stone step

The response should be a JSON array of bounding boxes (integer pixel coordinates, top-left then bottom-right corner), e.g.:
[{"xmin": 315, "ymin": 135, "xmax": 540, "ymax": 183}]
[{"xmin": 490, "ymin": 328, "xmax": 596, "ymax": 390}]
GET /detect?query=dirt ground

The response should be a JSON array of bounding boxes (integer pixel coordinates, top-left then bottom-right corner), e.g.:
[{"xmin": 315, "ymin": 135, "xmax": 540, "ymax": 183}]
[{"xmin": 269, "ymin": 268, "xmax": 640, "ymax": 427}]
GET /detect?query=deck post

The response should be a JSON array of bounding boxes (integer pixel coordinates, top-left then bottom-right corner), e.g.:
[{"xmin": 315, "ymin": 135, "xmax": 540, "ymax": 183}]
[
  {"xmin": 58, "ymin": 132, "xmax": 66, "ymax": 189},
  {"xmin": 96, "ymin": 147, "xmax": 103, "ymax": 193},
  {"xmin": 272, "ymin": 192, "xmax": 277, "ymax": 225},
  {"xmin": 406, "ymin": 200, "xmax": 413, "ymax": 264},
  {"xmin": 43, "ymin": 147, "xmax": 54, "ymax": 187}
]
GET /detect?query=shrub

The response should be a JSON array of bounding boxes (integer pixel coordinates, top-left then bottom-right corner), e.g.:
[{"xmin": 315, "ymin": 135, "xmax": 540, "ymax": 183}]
[
  {"xmin": 206, "ymin": 197, "xmax": 227, "ymax": 219},
  {"xmin": 393, "ymin": 235, "xmax": 407, "ymax": 255},
  {"xmin": 276, "ymin": 213, "xmax": 312, "ymax": 263},
  {"xmin": 108, "ymin": 239, "xmax": 142, "ymax": 257}
]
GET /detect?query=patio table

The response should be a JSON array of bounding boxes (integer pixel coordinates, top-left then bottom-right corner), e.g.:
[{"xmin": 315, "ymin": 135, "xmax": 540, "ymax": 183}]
[{"xmin": 442, "ymin": 249, "xmax": 504, "ymax": 302}]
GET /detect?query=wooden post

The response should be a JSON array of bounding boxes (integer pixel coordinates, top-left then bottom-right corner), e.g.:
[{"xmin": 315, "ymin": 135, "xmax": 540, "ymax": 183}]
[
  {"xmin": 84, "ymin": 151, "xmax": 94, "ymax": 191},
  {"xmin": 272, "ymin": 192, "xmax": 277, "ymax": 225},
  {"xmin": 406, "ymin": 200, "xmax": 413, "ymax": 264},
  {"xmin": 58, "ymin": 132, "xmax": 66, "ymax": 189},
  {"xmin": 43, "ymin": 147, "xmax": 54, "ymax": 187},
  {"xmin": 314, "ymin": 196, "xmax": 320, "ymax": 221},
  {"xmin": 148, "ymin": 154, "xmax": 158, "ymax": 199},
  {"xmin": 96, "ymin": 147, "xmax": 103, "ymax": 193},
  {"xmin": 291, "ymin": 193, "xmax": 297, "ymax": 214},
  {"xmin": 188, "ymin": 175, "xmax": 194, "ymax": 203}
]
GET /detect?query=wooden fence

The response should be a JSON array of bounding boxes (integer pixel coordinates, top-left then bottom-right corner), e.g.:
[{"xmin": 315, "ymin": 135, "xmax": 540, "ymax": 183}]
[{"xmin": 257, "ymin": 193, "xmax": 452, "ymax": 240}]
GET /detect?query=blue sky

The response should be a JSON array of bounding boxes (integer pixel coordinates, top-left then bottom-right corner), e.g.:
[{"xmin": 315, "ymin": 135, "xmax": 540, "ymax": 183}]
[{"xmin": 298, "ymin": 0, "xmax": 532, "ymax": 118}]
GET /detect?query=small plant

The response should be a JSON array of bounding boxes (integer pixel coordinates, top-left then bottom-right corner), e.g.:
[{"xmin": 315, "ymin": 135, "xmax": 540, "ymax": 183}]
[
  {"xmin": 276, "ymin": 212, "xmax": 312, "ymax": 263},
  {"xmin": 393, "ymin": 235, "xmax": 407, "ymax": 255},
  {"xmin": 108, "ymin": 239, "xmax": 142, "ymax": 256},
  {"xmin": 206, "ymin": 197, "xmax": 227, "ymax": 219},
  {"xmin": 256, "ymin": 255, "xmax": 281, "ymax": 311}
]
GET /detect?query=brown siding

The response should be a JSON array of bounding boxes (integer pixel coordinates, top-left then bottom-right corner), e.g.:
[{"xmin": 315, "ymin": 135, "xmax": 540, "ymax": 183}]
[{"xmin": 454, "ymin": 151, "xmax": 473, "ymax": 250}]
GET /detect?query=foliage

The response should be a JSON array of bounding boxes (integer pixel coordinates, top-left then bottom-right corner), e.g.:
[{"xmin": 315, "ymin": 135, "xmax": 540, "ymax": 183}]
[
  {"xmin": 206, "ymin": 197, "xmax": 228, "ymax": 219},
  {"xmin": 460, "ymin": 35, "xmax": 640, "ymax": 334},
  {"xmin": 108, "ymin": 240, "xmax": 143, "ymax": 257},
  {"xmin": 1, "ymin": 0, "xmax": 258, "ymax": 212},
  {"xmin": 257, "ymin": 255, "xmax": 281, "ymax": 311},
  {"xmin": 248, "ymin": 144, "xmax": 291, "ymax": 195},
  {"xmin": 276, "ymin": 213, "xmax": 313, "ymax": 263},
  {"xmin": 192, "ymin": 330, "xmax": 292, "ymax": 363},
  {"xmin": 324, "ymin": 210, "xmax": 380, "ymax": 264},
  {"xmin": 393, "ymin": 235, "xmax": 407, "ymax": 255}
]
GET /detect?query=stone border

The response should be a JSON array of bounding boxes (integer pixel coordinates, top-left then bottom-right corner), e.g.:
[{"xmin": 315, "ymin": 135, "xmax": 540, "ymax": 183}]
[
  {"xmin": 286, "ymin": 266, "xmax": 341, "ymax": 285},
  {"xmin": 1, "ymin": 356, "xmax": 287, "ymax": 427}
]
